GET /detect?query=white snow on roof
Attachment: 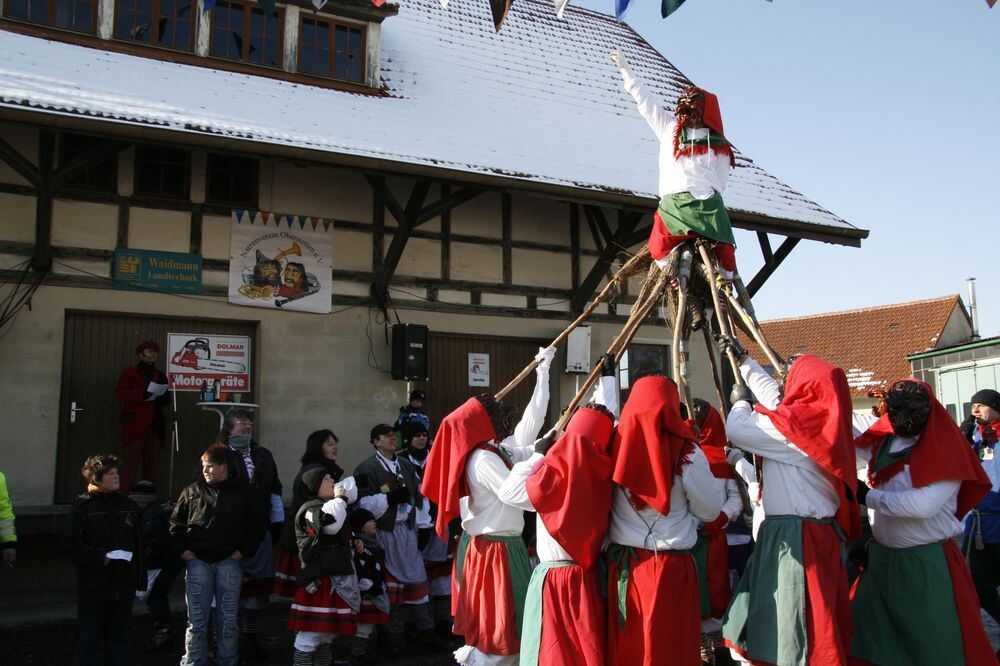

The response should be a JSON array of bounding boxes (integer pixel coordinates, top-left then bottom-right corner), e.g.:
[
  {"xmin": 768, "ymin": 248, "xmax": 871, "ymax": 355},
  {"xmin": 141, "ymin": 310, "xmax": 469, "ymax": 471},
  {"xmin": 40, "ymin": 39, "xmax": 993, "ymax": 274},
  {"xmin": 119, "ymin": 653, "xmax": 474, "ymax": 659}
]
[
  {"xmin": 845, "ymin": 367, "xmax": 879, "ymax": 392},
  {"xmin": 0, "ymin": 0, "xmax": 859, "ymax": 233}
]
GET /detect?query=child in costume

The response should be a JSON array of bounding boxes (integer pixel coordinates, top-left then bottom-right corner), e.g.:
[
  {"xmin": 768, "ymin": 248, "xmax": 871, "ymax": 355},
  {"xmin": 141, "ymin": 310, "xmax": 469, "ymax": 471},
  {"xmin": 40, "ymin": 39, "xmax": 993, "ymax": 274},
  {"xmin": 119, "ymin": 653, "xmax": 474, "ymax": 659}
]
[{"xmin": 349, "ymin": 508, "xmax": 390, "ymax": 661}]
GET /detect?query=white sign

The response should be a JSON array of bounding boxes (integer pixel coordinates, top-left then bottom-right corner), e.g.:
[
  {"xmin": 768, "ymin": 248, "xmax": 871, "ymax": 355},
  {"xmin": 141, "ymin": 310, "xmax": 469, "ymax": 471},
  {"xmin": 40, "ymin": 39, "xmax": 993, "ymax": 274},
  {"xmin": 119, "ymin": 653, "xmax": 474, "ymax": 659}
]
[
  {"xmin": 167, "ymin": 333, "xmax": 252, "ymax": 392},
  {"xmin": 468, "ymin": 353, "xmax": 490, "ymax": 387},
  {"xmin": 228, "ymin": 209, "xmax": 333, "ymax": 314}
]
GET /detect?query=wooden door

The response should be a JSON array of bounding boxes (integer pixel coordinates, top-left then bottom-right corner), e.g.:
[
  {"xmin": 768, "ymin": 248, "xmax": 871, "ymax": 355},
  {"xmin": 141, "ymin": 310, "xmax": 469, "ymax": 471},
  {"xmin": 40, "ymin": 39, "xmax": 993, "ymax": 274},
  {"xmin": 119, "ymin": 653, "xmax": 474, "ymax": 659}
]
[
  {"xmin": 55, "ymin": 311, "xmax": 258, "ymax": 503},
  {"xmin": 412, "ymin": 332, "xmax": 559, "ymax": 437}
]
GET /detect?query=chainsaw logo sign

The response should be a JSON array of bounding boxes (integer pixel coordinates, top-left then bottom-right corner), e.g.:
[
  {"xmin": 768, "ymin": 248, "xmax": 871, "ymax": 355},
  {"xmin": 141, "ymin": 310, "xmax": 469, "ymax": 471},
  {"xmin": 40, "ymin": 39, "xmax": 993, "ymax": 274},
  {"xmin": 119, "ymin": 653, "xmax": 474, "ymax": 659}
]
[{"xmin": 167, "ymin": 333, "xmax": 252, "ymax": 392}]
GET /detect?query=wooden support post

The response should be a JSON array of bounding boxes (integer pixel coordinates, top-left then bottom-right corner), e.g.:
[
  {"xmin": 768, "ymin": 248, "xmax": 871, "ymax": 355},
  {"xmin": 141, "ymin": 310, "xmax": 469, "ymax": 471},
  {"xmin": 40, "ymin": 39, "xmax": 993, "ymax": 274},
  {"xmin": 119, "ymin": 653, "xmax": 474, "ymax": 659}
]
[{"xmin": 33, "ymin": 131, "xmax": 55, "ymax": 272}]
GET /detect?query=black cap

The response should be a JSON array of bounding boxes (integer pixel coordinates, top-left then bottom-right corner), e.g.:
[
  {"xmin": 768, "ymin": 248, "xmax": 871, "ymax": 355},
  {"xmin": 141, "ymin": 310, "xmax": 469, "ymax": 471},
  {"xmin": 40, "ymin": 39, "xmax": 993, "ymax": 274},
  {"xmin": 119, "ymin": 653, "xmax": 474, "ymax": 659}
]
[
  {"xmin": 971, "ymin": 389, "xmax": 1000, "ymax": 412},
  {"xmin": 301, "ymin": 468, "xmax": 329, "ymax": 494},
  {"xmin": 370, "ymin": 423, "xmax": 395, "ymax": 442},
  {"xmin": 350, "ymin": 509, "xmax": 376, "ymax": 532},
  {"xmin": 410, "ymin": 390, "xmax": 425, "ymax": 402}
]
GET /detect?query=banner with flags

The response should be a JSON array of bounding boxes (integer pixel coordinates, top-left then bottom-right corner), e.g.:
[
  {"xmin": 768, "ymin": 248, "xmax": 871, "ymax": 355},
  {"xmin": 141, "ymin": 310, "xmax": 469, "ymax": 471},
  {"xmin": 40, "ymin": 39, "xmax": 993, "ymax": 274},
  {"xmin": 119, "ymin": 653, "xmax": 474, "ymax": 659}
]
[{"xmin": 228, "ymin": 209, "xmax": 334, "ymax": 314}]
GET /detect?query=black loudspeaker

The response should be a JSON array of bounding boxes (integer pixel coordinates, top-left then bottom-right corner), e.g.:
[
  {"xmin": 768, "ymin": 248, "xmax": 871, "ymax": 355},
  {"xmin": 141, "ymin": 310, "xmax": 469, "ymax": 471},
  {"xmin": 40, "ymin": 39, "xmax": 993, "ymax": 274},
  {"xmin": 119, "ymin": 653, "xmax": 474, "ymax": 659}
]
[{"xmin": 391, "ymin": 324, "xmax": 429, "ymax": 381}]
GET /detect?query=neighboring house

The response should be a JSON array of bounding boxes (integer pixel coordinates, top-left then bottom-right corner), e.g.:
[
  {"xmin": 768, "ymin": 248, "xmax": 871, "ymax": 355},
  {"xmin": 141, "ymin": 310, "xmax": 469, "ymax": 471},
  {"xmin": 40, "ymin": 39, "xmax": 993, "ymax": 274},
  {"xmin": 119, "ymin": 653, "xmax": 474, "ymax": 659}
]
[
  {"xmin": 0, "ymin": 0, "xmax": 867, "ymax": 511},
  {"xmin": 738, "ymin": 295, "xmax": 972, "ymax": 411},
  {"xmin": 910, "ymin": 336, "xmax": 1000, "ymax": 423}
]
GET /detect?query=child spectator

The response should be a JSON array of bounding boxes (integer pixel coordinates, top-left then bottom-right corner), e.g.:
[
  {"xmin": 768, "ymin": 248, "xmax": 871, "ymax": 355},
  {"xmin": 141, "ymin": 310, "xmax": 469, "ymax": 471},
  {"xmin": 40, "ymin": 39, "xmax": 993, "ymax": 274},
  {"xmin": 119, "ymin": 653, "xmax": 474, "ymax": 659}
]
[
  {"xmin": 61, "ymin": 454, "xmax": 144, "ymax": 666},
  {"xmin": 350, "ymin": 508, "xmax": 390, "ymax": 661},
  {"xmin": 129, "ymin": 480, "xmax": 182, "ymax": 651},
  {"xmin": 288, "ymin": 468, "xmax": 360, "ymax": 666},
  {"xmin": 171, "ymin": 444, "xmax": 267, "ymax": 666}
]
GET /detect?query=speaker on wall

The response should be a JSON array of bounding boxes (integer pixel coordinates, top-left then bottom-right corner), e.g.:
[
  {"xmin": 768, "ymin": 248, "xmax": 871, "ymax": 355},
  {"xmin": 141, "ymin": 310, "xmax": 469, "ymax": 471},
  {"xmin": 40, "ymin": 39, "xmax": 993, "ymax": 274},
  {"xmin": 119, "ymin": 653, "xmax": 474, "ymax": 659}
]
[{"xmin": 391, "ymin": 324, "xmax": 429, "ymax": 381}]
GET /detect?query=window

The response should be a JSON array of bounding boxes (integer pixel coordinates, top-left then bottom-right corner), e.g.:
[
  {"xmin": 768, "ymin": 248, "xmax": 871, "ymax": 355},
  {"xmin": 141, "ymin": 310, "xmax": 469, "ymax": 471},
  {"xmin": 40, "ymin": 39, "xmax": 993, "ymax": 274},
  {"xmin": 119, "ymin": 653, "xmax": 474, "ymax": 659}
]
[
  {"xmin": 59, "ymin": 134, "xmax": 118, "ymax": 192},
  {"xmin": 4, "ymin": 0, "xmax": 96, "ymax": 33},
  {"xmin": 298, "ymin": 16, "xmax": 365, "ymax": 83},
  {"xmin": 115, "ymin": 0, "xmax": 195, "ymax": 51},
  {"xmin": 135, "ymin": 146, "xmax": 190, "ymax": 198},
  {"xmin": 618, "ymin": 345, "xmax": 670, "ymax": 404},
  {"xmin": 206, "ymin": 154, "xmax": 258, "ymax": 207},
  {"xmin": 210, "ymin": 1, "xmax": 283, "ymax": 68}
]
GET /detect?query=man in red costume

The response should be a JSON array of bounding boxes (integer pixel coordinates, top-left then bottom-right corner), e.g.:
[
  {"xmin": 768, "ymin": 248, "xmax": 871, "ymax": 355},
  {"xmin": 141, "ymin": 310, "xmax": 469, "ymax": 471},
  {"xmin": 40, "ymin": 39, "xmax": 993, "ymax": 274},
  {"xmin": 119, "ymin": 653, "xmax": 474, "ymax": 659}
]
[
  {"xmin": 851, "ymin": 380, "xmax": 994, "ymax": 665},
  {"xmin": 421, "ymin": 347, "xmax": 555, "ymax": 666},
  {"xmin": 115, "ymin": 340, "xmax": 169, "ymax": 493},
  {"xmin": 690, "ymin": 398, "xmax": 745, "ymax": 665},
  {"xmin": 605, "ymin": 373, "xmax": 723, "ymax": 666},
  {"xmin": 723, "ymin": 353, "xmax": 860, "ymax": 666}
]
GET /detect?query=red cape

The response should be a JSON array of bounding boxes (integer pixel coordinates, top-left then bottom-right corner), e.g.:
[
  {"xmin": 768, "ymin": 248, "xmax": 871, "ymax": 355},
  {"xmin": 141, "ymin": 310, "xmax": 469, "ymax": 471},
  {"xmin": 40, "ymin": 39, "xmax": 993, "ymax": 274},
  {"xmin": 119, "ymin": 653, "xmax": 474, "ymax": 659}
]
[
  {"xmin": 526, "ymin": 407, "xmax": 614, "ymax": 569},
  {"xmin": 855, "ymin": 379, "xmax": 990, "ymax": 519},
  {"xmin": 696, "ymin": 404, "xmax": 733, "ymax": 479},
  {"xmin": 753, "ymin": 355, "xmax": 861, "ymax": 540},
  {"xmin": 611, "ymin": 376, "xmax": 698, "ymax": 515},
  {"xmin": 420, "ymin": 398, "xmax": 497, "ymax": 541}
]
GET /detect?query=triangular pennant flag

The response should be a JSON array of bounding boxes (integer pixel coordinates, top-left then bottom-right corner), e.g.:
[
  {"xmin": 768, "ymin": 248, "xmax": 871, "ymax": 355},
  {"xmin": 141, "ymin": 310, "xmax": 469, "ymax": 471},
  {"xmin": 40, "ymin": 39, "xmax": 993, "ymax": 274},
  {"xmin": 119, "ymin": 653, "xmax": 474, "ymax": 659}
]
[
  {"xmin": 312, "ymin": 0, "xmax": 328, "ymax": 10},
  {"xmin": 323, "ymin": 221, "xmax": 331, "ymax": 232},
  {"xmin": 262, "ymin": 211, "xmax": 272, "ymax": 225},
  {"xmin": 615, "ymin": 0, "xmax": 631, "ymax": 20},
  {"xmin": 203, "ymin": 0, "xmax": 216, "ymax": 11},
  {"xmin": 661, "ymin": 0, "xmax": 687, "ymax": 18},
  {"xmin": 235, "ymin": 208, "xmax": 246, "ymax": 222},
  {"xmin": 988, "ymin": 0, "xmax": 997, "ymax": 8},
  {"xmin": 258, "ymin": 0, "xmax": 276, "ymax": 16},
  {"xmin": 297, "ymin": 216, "xmax": 307, "ymax": 230},
  {"xmin": 310, "ymin": 218, "xmax": 319, "ymax": 231},
  {"xmin": 285, "ymin": 215, "xmax": 294, "ymax": 229},
  {"xmin": 253, "ymin": 211, "xmax": 264, "ymax": 225},
  {"xmin": 370, "ymin": 0, "xmax": 386, "ymax": 6},
  {"xmin": 489, "ymin": 0, "xmax": 514, "ymax": 31},
  {"xmin": 554, "ymin": 0, "xmax": 569, "ymax": 18}
]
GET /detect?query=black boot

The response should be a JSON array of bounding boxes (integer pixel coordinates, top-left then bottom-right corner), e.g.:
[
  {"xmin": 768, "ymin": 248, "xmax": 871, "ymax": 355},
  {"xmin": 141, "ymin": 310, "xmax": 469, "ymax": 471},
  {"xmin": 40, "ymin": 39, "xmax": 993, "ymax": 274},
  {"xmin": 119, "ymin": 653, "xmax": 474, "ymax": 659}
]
[{"xmin": 241, "ymin": 632, "xmax": 269, "ymax": 661}]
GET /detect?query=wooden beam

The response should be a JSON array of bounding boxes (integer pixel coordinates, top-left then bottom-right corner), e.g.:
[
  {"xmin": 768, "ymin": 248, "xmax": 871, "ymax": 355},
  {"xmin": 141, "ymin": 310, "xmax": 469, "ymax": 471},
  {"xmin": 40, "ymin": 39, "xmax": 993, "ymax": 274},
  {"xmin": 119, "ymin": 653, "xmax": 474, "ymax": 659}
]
[
  {"xmin": 570, "ymin": 203, "xmax": 580, "ymax": 292},
  {"xmin": 746, "ymin": 236, "xmax": 799, "ymax": 296},
  {"xmin": 51, "ymin": 140, "xmax": 129, "ymax": 187},
  {"xmin": 190, "ymin": 205, "xmax": 203, "ymax": 255},
  {"xmin": 373, "ymin": 180, "xmax": 431, "ymax": 300},
  {"xmin": 0, "ymin": 136, "xmax": 39, "ymax": 188},
  {"xmin": 625, "ymin": 224, "xmax": 652, "ymax": 248},
  {"xmin": 364, "ymin": 173, "xmax": 406, "ymax": 225},
  {"xmin": 583, "ymin": 205, "xmax": 614, "ymax": 247},
  {"xmin": 414, "ymin": 187, "xmax": 482, "ymax": 226},
  {"xmin": 116, "ymin": 201, "xmax": 130, "ymax": 249},
  {"xmin": 502, "ymin": 193, "xmax": 512, "ymax": 285},
  {"xmin": 756, "ymin": 231, "xmax": 773, "ymax": 263},
  {"xmin": 33, "ymin": 131, "xmax": 55, "ymax": 271},
  {"xmin": 440, "ymin": 184, "xmax": 451, "ymax": 281},
  {"xmin": 571, "ymin": 211, "xmax": 641, "ymax": 312}
]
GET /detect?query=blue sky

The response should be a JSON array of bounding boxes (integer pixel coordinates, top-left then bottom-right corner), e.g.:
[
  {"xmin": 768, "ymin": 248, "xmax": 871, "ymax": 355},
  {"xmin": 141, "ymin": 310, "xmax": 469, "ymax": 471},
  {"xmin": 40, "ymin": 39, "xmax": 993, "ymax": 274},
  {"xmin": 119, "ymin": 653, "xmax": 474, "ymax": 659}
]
[{"xmin": 576, "ymin": 0, "xmax": 1000, "ymax": 337}]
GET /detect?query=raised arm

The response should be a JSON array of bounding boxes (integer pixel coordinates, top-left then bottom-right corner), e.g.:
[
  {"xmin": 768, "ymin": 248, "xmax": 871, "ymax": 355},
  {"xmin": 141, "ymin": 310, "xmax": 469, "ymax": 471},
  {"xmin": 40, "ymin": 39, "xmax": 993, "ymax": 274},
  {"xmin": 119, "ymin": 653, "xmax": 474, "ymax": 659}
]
[
  {"xmin": 610, "ymin": 48, "xmax": 674, "ymax": 140},
  {"xmin": 505, "ymin": 346, "xmax": 556, "ymax": 459},
  {"xmin": 740, "ymin": 356, "xmax": 782, "ymax": 411}
]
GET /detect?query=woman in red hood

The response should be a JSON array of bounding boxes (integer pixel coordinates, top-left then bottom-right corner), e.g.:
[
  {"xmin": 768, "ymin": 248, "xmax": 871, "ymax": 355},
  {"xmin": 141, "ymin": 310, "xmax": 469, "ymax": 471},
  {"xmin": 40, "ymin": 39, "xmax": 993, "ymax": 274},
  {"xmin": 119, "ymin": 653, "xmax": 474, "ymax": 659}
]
[{"xmin": 723, "ymin": 353, "xmax": 858, "ymax": 666}]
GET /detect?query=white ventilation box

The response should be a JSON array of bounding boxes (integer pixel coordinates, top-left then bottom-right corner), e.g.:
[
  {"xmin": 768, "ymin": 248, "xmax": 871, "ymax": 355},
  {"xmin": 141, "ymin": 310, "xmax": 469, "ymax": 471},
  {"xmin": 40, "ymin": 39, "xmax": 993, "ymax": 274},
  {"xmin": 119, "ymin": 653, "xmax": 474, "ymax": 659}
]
[{"xmin": 566, "ymin": 326, "xmax": 591, "ymax": 374}]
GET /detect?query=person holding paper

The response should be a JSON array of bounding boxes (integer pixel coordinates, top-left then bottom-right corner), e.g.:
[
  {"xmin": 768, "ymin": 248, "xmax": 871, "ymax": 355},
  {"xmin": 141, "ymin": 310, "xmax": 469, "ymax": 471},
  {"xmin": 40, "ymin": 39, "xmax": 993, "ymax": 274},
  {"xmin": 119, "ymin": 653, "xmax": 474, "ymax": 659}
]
[
  {"xmin": 115, "ymin": 340, "xmax": 170, "ymax": 493},
  {"xmin": 61, "ymin": 454, "xmax": 145, "ymax": 666}
]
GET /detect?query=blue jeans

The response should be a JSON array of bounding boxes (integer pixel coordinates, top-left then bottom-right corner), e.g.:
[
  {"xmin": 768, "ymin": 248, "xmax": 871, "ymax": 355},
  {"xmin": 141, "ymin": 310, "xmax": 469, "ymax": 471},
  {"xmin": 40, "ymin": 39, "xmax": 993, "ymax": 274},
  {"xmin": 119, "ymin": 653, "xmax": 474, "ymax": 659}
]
[{"xmin": 181, "ymin": 557, "xmax": 243, "ymax": 666}]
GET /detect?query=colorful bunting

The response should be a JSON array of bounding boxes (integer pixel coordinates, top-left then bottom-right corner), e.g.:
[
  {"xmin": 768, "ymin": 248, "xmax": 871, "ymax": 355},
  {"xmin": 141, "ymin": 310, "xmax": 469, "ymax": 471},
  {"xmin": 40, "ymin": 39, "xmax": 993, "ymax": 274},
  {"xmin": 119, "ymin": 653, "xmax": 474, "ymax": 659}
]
[
  {"xmin": 615, "ymin": 0, "xmax": 632, "ymax": 20},
  {"xmin": 988, "ymin": 0, "xmax": 997, "ymax": 8},
  {"xmin": 490, "ymin": 0, "xmax": 514, "ymax": 31},
  {"xmin": 313, "ymin": 0, "xmax": 329, "ymax": 10},
  {"xmin": 661, "ymin": 0, "xmax": 687, "ymax": 18}
]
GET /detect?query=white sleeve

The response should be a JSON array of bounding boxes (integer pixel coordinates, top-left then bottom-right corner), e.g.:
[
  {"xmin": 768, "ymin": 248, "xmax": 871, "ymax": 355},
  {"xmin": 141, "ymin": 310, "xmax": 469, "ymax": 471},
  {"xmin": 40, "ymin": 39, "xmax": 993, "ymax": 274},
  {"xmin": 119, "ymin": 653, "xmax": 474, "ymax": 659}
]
[
  {"xmin": 852, "ymin": 411, "xmax": 879, "ymax": 437},
  {"xmin": 415, "ymin": 498, "xmax": 433, "ymax": 529},
  {"xmin": 269, "ymin": 493, "xmax": 285, "ymax": 523},
  {"xmin": 721, "ymin": 479, "xmax": 743, "ymax": 522},
  {"xmin": 508, "ymin": 363, "xmax": 552, "ymax": 456},
  {"xmin": 681, "ymin": 448, "xmax": 725, "ymax": 522},
  {"xmin": 725, "ymin": 401, "xmax": 804, "ymax": 463},
  {"xmin": 469, "ymin": 450, "xmax": 536, "ymax": 511},
  {"xmin": 357, "ymin": 493, "xmax": 389, "ymax": 520},
  {"xmin": 866, "ymin": 480, "xmax": 961, "ymax": 519},
  {"xmin": 319, "ymin": 498, "xmax": 348, "ymax": 534},
  {"xmin": 740, "ymin": 357, "xmax": 782, "ymax": 410},
  {"xmin": 621, "ymin": 67, "xmax": 674, "ymax": 140},
  {"xmin": 591, "ymin": 375, "xmax": 620, "ymax": 419},
  {"xmin": 496, "ymin": 453, "xmax": 546, "ymax": 512}
]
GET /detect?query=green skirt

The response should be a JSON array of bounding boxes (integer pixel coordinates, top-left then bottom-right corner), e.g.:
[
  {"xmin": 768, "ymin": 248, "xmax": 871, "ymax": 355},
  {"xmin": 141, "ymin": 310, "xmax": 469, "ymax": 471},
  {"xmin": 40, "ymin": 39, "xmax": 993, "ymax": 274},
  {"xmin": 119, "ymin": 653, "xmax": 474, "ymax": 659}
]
[{"xmin": 657, "ymin": 192, "xmax": 735, "ymax": 246}]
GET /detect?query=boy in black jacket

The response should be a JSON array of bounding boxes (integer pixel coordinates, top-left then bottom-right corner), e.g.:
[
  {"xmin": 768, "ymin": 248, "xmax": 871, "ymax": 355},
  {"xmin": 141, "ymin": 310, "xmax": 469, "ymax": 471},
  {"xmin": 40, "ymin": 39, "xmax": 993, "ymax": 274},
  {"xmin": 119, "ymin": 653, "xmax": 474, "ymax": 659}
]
[
  {"xmin": 61, "ymin": 454, "xmax": 144, "ymax": 666},
  {"xmin": 171, "ymin": 444, "xmax": 267, "ymax": 666}
]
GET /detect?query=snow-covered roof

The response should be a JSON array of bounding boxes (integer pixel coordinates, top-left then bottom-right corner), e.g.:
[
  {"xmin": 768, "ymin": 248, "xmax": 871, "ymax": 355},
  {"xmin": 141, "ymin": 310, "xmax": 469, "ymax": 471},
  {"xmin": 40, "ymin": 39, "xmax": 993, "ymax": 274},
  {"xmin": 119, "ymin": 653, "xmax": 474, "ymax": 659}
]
[{"xmin": 0, "ymin": 0, "xmax": 866, "ymax": 243}]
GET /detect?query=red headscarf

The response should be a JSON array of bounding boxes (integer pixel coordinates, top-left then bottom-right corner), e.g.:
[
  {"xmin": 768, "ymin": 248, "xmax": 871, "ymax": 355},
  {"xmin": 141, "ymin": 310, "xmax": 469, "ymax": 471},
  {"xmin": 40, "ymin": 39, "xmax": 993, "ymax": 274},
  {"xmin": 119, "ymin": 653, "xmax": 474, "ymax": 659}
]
[
  {"xmin": 753, "ymin": 355, "xmax": 861, "ymax": 540},
  {"xmin": 696, "ymin": 404, "xmax": 733, "ymax": 479},
  {"xmin": 611, "ymin": 376, "xmax": 698, "ymax": 515},
  {"xmin": 855, "ymin": 379, "xmax": 990, "ymax": 519},
  {"xmin": 526, "ymin": 407, "xmax": 614, "ymax": 569},
  {"xmin": 700, "ymin": 90, "xmax": 725, "ymax": 137},
  {"xmin": 420, "ymin": 398, "xmax": 497, "ymax": 541}
]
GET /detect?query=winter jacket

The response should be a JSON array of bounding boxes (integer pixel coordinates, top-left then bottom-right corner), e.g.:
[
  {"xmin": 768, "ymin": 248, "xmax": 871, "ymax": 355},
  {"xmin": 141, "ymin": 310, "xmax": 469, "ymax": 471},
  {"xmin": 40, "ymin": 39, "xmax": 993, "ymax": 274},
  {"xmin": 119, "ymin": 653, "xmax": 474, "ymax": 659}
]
[
  {"xmin": 353, "ymin": 534, "xmax": 386, "ymax": 598},
  {"xmin": 966, "ymin": 423, "xmax": 1000, "ymax": 544},
  {"xmin": 294, "ymin": 497, "xmax": 353, "ymax": 578},
  {"xmin": 191, "ymin": 442, "xmax": 282, "ymax": 518},
  {"xmin": 278, "ymin": 460, "xmax": 344, "ymax": 553},
  {"xmin": 0, "ymin": 471, "xmax": 15, "ymax": 552},
  {"xmin": 140, "ymin": 500, "xmax": 174, "ymax": 570},
  {"xmin": 61, "ymin": 491, "xmax": 145, "ymax": 603},
  {"xmin": 170, "ymin": 478, "xmax": 267, "ymax": 563},
  {"xmin": 354, "ymin": 454, "xmax": 422, "ymax": 533}
]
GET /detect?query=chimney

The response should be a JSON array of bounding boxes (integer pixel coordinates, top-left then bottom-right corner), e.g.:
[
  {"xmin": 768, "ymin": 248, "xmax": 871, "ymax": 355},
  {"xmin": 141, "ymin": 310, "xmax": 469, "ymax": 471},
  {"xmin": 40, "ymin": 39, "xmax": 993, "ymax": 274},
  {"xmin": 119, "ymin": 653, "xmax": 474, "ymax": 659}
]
[{"xmin": 967, "ymin": 277, "xmax": 981, "ymax": 341}]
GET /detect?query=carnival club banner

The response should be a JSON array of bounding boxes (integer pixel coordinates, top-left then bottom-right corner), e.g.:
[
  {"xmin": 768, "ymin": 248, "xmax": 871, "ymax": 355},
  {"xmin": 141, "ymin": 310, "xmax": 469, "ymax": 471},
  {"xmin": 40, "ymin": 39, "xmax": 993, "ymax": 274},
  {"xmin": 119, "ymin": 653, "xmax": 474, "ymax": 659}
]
[
  {"xmin": 228, "ymin": 209, "xmax": 333, "ymax": 314},
  {"xmin": 167, "ymin": 333, "xmax": 252, "ymax": 392}
]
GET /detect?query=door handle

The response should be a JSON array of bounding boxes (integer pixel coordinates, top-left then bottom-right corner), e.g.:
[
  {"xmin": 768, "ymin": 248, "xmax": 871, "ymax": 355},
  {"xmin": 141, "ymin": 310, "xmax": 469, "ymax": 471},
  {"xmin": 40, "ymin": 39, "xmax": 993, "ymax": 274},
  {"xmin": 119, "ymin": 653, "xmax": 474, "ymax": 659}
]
[{"xmin": 70, "ymin": 401, "xmax": 84, "ymax": 424}]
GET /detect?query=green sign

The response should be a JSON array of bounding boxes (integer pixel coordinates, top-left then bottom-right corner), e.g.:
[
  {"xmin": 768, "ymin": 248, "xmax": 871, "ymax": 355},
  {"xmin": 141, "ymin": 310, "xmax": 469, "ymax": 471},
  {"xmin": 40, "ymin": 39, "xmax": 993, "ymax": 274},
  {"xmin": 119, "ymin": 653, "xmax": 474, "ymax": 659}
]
[{"xmin": 114, "ymin": 248, "xmax": 203, "ymax": 295}]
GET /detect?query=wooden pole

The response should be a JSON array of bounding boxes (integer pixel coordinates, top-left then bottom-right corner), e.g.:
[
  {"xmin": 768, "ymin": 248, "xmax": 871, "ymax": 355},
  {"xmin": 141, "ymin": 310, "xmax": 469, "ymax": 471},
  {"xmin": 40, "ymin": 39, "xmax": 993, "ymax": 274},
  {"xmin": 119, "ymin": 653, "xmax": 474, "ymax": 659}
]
[{"xmin": 695, "ymin": 242, "xmax": 746, "ymax": 387}]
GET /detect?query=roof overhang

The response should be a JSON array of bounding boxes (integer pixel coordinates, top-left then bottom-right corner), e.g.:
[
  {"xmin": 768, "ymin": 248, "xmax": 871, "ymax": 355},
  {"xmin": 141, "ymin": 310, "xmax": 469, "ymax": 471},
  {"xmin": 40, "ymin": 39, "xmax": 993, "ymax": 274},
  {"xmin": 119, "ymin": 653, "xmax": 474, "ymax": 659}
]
[{"xmin": 0, "ymin": 104, "xmax": 869, "ymax": 248}]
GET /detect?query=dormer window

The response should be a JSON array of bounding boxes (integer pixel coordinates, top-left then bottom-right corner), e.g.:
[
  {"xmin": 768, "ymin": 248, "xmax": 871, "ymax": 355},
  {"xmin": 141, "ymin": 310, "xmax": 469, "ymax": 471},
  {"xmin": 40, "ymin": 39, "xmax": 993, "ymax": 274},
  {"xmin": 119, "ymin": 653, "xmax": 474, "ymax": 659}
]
[
  {"xmin": 5, "ymin": 0, "xmax": 97, "ymax": 33},
  {"xmin": 298, "ymin": 15, "xmax": 365, "ymax": 83},
  {"xmin": 115, "ymin": 0, "xmax": 195, "ymax": 51},
  {"xmin": 210, "ymin": 1, "xmax": 283, "ymax": 68}
]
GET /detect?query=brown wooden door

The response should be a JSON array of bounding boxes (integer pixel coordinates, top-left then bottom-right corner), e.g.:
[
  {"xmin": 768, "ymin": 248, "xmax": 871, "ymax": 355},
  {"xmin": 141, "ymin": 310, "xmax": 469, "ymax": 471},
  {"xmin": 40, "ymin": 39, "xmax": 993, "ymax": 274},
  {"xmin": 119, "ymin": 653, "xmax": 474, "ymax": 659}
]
[
  {"xmin": 412, "ymin": 332, "xmax": 559, "ymax": 438},
  {"xmin": 56, "ymin": 311, "xmax": 258, "ymax": 503}
]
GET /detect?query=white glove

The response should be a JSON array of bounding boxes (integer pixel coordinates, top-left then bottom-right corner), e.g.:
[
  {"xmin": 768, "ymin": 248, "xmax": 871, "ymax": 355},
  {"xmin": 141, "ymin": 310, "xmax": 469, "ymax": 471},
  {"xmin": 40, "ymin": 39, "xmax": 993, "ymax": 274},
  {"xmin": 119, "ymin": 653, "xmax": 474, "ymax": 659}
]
[
  {"xmin": 534, "ymin": 346, "xmax": 557, "ymax": 370},
  {"xmin": 609, "ymin": 47, "xmax": 630, "ymax": 72},
  {"xmin": 336, "ymin": 476, "xmax": 358, "ymax": 505},
  {"xmin": 358, "ymin": 577, "xmax": 374, "ymax": 592}
]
